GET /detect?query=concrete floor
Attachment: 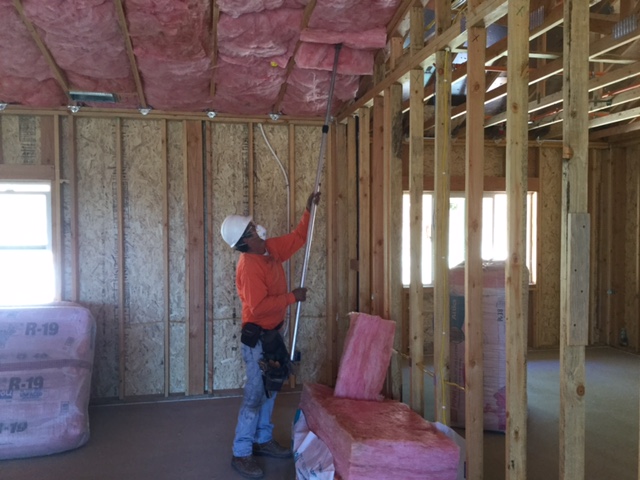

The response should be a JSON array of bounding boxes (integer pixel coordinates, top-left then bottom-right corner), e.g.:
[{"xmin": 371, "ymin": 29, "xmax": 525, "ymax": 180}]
[
  {"xmin": 1, "ymin": 391, "xmax": 301, "ymax": 480},
  {"xmin": 1, "ymin": 347, "xmax": 638, "ymax": 480}
]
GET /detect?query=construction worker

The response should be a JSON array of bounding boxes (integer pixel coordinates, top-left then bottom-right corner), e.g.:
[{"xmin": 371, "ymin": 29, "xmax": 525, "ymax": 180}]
[{"xmin": 220, "ymin": 191, "xmax": 320, "ymax": 480}]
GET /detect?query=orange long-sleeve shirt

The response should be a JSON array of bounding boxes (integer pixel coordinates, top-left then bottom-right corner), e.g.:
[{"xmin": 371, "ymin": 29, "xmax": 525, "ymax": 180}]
[{"xmin": 236, "ymin": 210, "xmax": 310, "ymax": 330}]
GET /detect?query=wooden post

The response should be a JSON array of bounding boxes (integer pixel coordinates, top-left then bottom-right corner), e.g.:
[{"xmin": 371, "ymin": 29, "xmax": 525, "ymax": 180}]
[
  {"xmin": 347, "ymin": 116, "xmax": 358, "ymax": 315},
  {"xmin": 433, "ymin": 0, "xmax": 452, "ymax": 427},
  {"xmin": 49, "ymin": 115, "xmax": 63, "ymax": 301},
  {"xmin": 385, "ymin": 83, "xmax": 404, "ymax": 400},
  {"xmin": 116, "ymin": 118, "xmax": 126, "ymax": 400},
  {"xmin": 184, "ymin": 120, "xmax": 206, "ymax": 395},
  {"xmin": 68, "ymin": 116, "xmax": 79, "ymax": 302},
  {"xmin": 409, "ymin": 1, "xmax": 423, "ymax": 55},
  {"xmin": 560, "ymin": 0, "xmax": 589, "ymax": 478},
  {"xmin": 371, "ymin": 96, "xmax": 385, "ymax": 316},
  {"xmin": 505, "ymin": 0, "xmax": 530, "ymax": 478},
  {"xmin": 465, "ymin": 23, "xmax": 486, "ymax": 480},
  {"xmin": 332, "ymin": 122, "xmax": 350, "ymax": 383},
  {"xmin": 162, "ymin": 120, "xmax": 171, "ymax": 397},
  {"xmin": 326, "ymin": 124, "xmax": 336, "ymax": 385},
  {"xmin": 358, "ymin": 107, "xmax": 372, "ymax": 313},
  {"xmin": 588, "ymin": 149, "xmax": 601, "ymax": 344},
  {"xmin": 409, "ymin": 68, "xmax": 425, "ymax": 416},
  {"xmin": 433, "ymin": 47, "xmax": 452, "ymax": 426}
]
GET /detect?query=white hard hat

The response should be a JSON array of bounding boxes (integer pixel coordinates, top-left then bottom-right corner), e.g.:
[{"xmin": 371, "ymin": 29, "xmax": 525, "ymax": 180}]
[{"xmin": 221, "ymin": 214, "xmax": 252, "ymax": 248}]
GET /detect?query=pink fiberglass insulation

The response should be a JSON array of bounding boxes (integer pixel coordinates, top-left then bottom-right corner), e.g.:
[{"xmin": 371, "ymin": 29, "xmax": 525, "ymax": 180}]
[
  {"xmin": 280, "ymin": 68, "xmax": 359, "ymax": 116},
  {"xmin": 333, "ymin": 312, "xmax": 395, "ymax": 400},
  {"xmin": 295, "ymin": 43, "xmax": 374, "ymax": 76},
  {"xmin": 449, "ymin": 261, "xmax": 511, "ymax": 432},
  {"xmin": 308, "ymin": 0, "xmax": 402, "ymax": 31},
  {"xmin": 0, "ymin": 304, "xmax": 95, "ymax": 460},
  {"xmin": 212, "ymin": 60, "xmax": 285, "ymax": 115},
  {"xmin": 300, "ymin": 27, "xmax": 388, "ymax": 50},
  {"xmin": 125, "ymin": 0, "xmax": 212, "ymax": 110},
  {"xmin": 21, "ymin": 0, "xmax": 136, "ymax": 96},
  {"xmin": 300, "ymin": 383, "xmax": 459, "ymax": 480},
  {"xmin": 217, "ymin": 0, "xmax": 307, "ymax": 18},
  {"xmin": 217, "ymin": 9, "xmax": 304, "ymax": 68},
  {"xmin": 0, "ymin": 2, "xmax": 66, "ymax": 106}
]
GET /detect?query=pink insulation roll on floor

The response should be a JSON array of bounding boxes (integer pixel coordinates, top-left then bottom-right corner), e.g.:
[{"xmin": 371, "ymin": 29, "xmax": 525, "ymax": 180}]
[
  {"xmin": 333, "ymin": 312, "xmax": 396, "ymax": 401},
  {"xmin": 0, "ymin": 303, "xmax": 96, "ymax": 460},
  {"xmin": 300, "ymin": 383, "xmax": 459, "ymax": 480}
]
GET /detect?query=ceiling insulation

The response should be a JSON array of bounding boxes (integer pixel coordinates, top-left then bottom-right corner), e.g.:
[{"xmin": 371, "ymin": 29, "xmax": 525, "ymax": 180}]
[{"xmin": 0, "ymin": 0, "xmax": 403, "ymax": 118}]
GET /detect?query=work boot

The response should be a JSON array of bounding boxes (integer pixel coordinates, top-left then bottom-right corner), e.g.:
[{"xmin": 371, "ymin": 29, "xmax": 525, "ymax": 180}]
[
  {"xmin": 252, "ymin": 439, "xmax": 292, "ymax": 458},
  {"xmin": 231, "ymin": 455, "xmax": 264, "ymax": 479}
]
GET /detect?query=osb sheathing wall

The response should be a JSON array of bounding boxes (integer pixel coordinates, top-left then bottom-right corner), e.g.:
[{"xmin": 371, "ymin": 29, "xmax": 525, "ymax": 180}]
[
  {"xmin": 0, "ymin": 114, "xmax": 327, "ymax": 399},
  {"xmin": 604, "ymin": 145, "xmax": 640, "ymax": 351}
]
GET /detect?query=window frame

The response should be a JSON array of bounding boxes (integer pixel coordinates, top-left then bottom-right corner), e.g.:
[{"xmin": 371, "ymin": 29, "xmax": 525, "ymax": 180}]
[{"xmin": 402, "ymin": 190, "xmax": 537, "ymax": 286}]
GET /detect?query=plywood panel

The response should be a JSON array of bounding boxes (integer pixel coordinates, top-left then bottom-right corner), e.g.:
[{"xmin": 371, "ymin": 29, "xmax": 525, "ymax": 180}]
[
  {"xmin": 624, "ymin": 151, "xmax": 639, "ymax": 349},
  {"xmin": 122, "ymin": 119, "xmax": 165, "ymax": 396},
  {"xmin": 167, "ymin": 120, "xmax": 187, "ymax": 393},
  {"xmin": 294, "ymin": 125, "xmax": 326, "ymax": 318},
  {"xmin": 253, "ymin": 124, "xmax": 290, "ymax": 240},
  {"xmin": 76, "ymin": 118, "xmax": 120, "ymax": 398},
  {"xmin": 0, "ymin": 116, "xmax": 41, "ymax": 165},
  {"xmin": 211, "ymin": 123, "xmax": 248, "ymax": 390},
  {"xmin": 610, "ymin": 149, "xmax": 627, "ymax": 346},
  {"xmin": 536, "ymin": 147, "xmax": 562, "ymax": 347}
]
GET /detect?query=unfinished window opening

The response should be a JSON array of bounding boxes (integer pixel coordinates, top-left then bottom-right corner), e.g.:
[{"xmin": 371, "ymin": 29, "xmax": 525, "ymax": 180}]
[
  {"xmin": 0, "ymin": 182, "xmax": 54, "ymax": 305},
  {"xmin": 401, "ymin": 192, "xmax": 538, "ymax": 286}
]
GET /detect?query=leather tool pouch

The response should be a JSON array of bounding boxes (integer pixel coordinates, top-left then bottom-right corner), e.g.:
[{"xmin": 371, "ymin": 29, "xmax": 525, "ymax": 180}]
[
  {"xmin": 259, "ymin": 328, "xmax": 291, "ymax": 393},
  {"xmin": 240, "ymin": 323, "xmax": 262, "ymax": 348}
]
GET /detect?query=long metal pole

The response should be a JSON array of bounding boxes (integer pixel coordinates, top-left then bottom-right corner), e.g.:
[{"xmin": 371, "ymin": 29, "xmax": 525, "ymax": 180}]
[{"xmin": 290, "ymin": 43, "xmax": 342, "ymax": 361}]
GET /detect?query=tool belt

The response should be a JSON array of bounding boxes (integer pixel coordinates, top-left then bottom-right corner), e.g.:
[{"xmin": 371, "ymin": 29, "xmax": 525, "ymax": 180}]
[{"xmin": 240, "ymin": 322, "xmax": 291, "ymax": 394}]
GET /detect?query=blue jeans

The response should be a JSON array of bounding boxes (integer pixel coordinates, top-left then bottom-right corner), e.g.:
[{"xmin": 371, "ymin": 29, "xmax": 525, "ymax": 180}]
[{"xmin": 232, "ymin": 340, "xmax": 276, "ymax": 457}]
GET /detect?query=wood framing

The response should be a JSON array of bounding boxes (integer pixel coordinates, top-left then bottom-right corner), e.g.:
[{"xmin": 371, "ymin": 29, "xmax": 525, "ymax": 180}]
[
  {"xmin": 371, "ymin": 96, "xmax": 385, "ymax": 316},
  {"xmin": 384, "ymin": 82, "xmax": 404, "ymax": 400},
  {"xmin": 464, "ymin": 23, "xmax": 486, "ymax": 480},
  {"xmin": 0, "ymin": 164, "xmax": 55, "ymax": 179},
  {"xmin": 331, "ymin": 122, "xmax": 349, "ymax": 383},
  {"xmin": 162, "ymin": 119, "xmax": 170, "ymax": 397},
  {"xmin": 51, "ymin": 116, "xmax": 62, "ymax": 301},
  {"xmin": 346, "ymin": 117, "xmax": 358, "ymax": 316},
  {"xmin": 505, "ymin": 0, "xmax": 530, "ymax": 478},
  {"xmin": 560, "ymin": 0, "xmax": 589, "ymax": 478},
  {"xmin": 409, "ymin": 67, "xmax": 424, "ymax": 416},
  {"xmin": 116, "ymin": 118, "xmax": 126, "ymax": 400},
  {"xmin": 433, "ymin": 48, "xmax": 452, "ymax": 426},
  {"xmin": 68, "ymin": 116, "xmax": 79, "ymax": 302},
  {"xmin": 184, "ymin": 120, "xmax": 206, "ymax": 395},
  {"xmin": 357, "ymin": 107, "xmax": 372, "ymax": 313},
  {"xmin": 326, "ymin": 124, "xmax": 337, "ymax": 384}
]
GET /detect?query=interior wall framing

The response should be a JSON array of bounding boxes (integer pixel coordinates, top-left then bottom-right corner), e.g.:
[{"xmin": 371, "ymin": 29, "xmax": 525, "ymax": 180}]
[{"xmin": 0, "ymin": 112, "xmax": 328, "ymax": 400}]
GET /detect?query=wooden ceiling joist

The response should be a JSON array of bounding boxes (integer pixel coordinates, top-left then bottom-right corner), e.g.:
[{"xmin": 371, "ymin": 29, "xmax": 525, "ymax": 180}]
[
  {"xmin": 589, "ymin": 104, "xmax": 640, "ymax": 129},
  {"xmin": 487, "ymin": 60, "xmax": 640, "ymax": 128},
  {"xmin": 209, "ymin": 0, "xmax": 220, "ymax": 97},
  {"xmin": 430, "ymin": 17, "xmax": 640, "ymax": 135},
  {"xmin": 114, "ymin": 0, "xmax": 147, "ymax": 109},
  {"xmin": 336, "ymin": 0, "xmax": 510, "ymax": 122},
  {"xmin": 272, "ymin": 0, "xmax": 317, "ymax": 115}
]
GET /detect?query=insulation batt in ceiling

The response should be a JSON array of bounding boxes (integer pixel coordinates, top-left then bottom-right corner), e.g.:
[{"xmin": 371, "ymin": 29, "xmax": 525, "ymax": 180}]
[{"xmin": 0, "ymin": 0, "xmax": 403, "ymax": 117}]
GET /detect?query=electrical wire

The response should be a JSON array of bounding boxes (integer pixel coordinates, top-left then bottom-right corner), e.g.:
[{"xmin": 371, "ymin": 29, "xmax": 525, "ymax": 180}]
[{"xmin": 257, "ymin": 123, "xmax": 291, "ymax": 339}]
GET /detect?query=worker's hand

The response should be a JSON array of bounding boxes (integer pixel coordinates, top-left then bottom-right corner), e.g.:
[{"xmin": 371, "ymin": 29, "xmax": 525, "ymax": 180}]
[
  {"xmin": 306, "ymin": 191, "xmax": 321, "ymax": 212},
  {"xmin": 292, "ymin": 287, "xmax": 308, "ymax": 302}
]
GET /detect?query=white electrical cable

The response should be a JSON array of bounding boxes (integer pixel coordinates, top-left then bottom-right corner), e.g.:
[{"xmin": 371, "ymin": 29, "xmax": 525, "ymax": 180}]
[{"xmin": 257, "ymin": 124, "xmax": 292, "ymax": 340}]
